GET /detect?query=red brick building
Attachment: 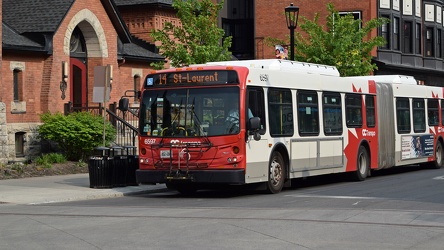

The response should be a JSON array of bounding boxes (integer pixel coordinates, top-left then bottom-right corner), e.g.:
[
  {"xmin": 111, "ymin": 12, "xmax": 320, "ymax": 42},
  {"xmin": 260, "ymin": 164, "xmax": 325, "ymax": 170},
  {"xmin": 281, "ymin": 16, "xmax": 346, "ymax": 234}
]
[
  {"xmin": 118, "ymin": 0, "xmax": 444, "ymax": 87},
  {"xmin": 254, "ymin": 0, "xmax": 378, "ymax": 60},
  {"xmin": 242, "ymin": 0, "xmax": 444, "ymax": 86},
  {"xmin": 0, "ymin": 0, "xmax": 165, "ymax": 163}
]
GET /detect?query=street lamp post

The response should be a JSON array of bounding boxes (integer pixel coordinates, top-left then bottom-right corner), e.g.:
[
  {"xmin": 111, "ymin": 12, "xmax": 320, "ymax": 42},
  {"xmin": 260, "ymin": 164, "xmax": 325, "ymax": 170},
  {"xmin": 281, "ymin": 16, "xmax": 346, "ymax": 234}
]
[{"xmin": 285, "ymin": 3, "xmax": 300, "ymax": 61}]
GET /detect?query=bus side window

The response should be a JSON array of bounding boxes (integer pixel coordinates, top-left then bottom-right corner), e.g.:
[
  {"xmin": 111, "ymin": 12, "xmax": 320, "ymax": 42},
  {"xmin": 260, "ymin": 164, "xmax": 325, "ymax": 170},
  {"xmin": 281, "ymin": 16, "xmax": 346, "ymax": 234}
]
[
  {"xmin": 441, "ymin": 100, "xmax": 444, "ymax": 126},
  {"xmin": 323, "ymin": 92, "xmax": 342, "ymax": 135},
  {"xmin": 297, "ymin": 90, "xmax": 319, "ymax": 136},
  {"xmin": 247, "ymin": 86, "xmax": 266, "ymax": 135},
  {"xmin": 345, "ymin": 94, "xmax": 362, "ymax": 128},
  {"xmin": 366, "ymin": 95, "xmax": 376, "ymax": 128},
  {"xmin": 396, "ymin": 97, "xmax": 411, "ymax": 133},
  {"xmin": 268, "ymin": 88, "xmax": 294, "ymax": 137},
  {"xmin": 428, "ymin": 99, "xmax": 439, "ymax": 126}
]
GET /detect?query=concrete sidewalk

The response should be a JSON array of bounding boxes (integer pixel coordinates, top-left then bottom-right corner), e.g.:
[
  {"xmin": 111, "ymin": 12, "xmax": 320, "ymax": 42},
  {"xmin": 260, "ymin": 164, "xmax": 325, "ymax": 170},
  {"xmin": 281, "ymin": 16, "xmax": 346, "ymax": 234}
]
[{"xmin": 0, "ymin": 173, "xmax": 167, "ymax": 205}]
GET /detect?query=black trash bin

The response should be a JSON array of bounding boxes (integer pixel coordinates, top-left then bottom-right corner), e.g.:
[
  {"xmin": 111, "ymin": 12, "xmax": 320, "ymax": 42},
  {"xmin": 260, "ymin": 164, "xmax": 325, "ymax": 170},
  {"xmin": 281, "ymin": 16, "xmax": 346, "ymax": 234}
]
[
  {"xmin": 88, "ymin": 147, "xmax": 113, "ymax": 189},
  {"xmin": 111, "ymin": 146, "xmax": 127, "ymax": 187},
  {"xmin": 124, "ymin": 146, "xmax": 139, "ymax": 186}
]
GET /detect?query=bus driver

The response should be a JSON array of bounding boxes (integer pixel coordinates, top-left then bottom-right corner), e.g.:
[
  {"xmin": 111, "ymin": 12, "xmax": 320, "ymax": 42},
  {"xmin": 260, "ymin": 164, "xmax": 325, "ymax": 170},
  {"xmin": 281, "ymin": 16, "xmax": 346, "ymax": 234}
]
[
  {"xmin": 225, "ymin": 102, "xmax": 240, "ymax": 134},
  {"xmin": 225, "ymin": 102, "xmax": 254, "ymax": 134}
]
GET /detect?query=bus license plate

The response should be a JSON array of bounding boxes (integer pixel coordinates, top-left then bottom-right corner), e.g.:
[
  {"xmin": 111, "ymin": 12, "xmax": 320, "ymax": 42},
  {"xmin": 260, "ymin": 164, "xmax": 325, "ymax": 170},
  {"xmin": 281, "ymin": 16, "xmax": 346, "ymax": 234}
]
[{"xmin": 160, "ymin": 150, "xmax": 171, "ymax": 159}]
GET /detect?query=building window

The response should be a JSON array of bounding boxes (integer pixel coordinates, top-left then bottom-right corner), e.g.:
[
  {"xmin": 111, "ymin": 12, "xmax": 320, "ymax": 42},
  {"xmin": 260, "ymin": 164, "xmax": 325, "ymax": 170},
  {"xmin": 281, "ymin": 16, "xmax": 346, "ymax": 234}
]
[
  {"xmin": 15, "ymin": 132, "xmax": 25, "ymax": 157},
  {"xmin": 403, "ymin": 21, "xmax": 413, "ymax": 53},
  {"xmin": 13, "ymin": 69, "xmax": 23, "ymax": 102},
  {"xmin": 339, "ymin": 11, "xmax": 362, "ymax": 29},
  {"xmin": 415, "ymin": 23, "xmax": 421, "ymax": 54},
  {"xmin": 426, "ymin": 27, "xmax": 434, "ymax": 57},
  {"xmin": 380, "ymin": 15, "xmax": 390, "ymax": 49},
  {"xmin": 438, "ymin": 29, "xmax": 442, "ymax": 58},
  {"xmin": 393, "ymin": 17, "xmax": 400, "ymax": 50}
]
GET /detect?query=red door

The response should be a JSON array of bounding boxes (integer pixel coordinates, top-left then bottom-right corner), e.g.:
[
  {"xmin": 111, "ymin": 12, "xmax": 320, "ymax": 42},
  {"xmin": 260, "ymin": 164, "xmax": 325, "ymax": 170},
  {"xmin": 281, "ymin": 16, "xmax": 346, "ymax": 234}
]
[{"xmin": 70, "ymin": 58, "xmax": 87, "ymax": 108}]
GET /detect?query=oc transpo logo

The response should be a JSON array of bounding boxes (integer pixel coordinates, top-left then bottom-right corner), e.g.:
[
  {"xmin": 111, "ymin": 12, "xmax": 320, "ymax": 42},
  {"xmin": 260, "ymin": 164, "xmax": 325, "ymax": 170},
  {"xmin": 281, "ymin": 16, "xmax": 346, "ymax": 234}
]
[
  {"xmin": 362, "ymin": 129, "xmax": 376, "ymax": 137},
  {"xmin": 170, "ymin": 139, "xmax": 180, "ymax": 145}
]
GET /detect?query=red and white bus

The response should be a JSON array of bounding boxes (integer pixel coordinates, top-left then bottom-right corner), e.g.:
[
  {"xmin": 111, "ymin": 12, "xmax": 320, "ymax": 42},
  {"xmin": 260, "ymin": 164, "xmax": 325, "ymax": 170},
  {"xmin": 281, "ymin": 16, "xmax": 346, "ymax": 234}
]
[{"xmin": 136, "ymin": 59, "xmax": 444, "ymax": 194}]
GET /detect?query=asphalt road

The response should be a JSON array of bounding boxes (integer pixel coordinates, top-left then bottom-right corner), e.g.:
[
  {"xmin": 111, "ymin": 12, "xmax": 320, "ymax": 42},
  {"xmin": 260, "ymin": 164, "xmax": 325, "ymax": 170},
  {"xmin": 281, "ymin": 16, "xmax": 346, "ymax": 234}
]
[{"xmin": 2, "ymin": 165, "xmax": 444, "ymax": 250}]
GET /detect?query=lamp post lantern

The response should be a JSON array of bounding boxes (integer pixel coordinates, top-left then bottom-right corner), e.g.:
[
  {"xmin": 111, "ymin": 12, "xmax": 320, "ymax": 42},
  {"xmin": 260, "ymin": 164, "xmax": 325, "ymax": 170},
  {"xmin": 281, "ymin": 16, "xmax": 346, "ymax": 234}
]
[{"xmin": 285, "ymin": 3, "xmax": 299, "ymax": 61}]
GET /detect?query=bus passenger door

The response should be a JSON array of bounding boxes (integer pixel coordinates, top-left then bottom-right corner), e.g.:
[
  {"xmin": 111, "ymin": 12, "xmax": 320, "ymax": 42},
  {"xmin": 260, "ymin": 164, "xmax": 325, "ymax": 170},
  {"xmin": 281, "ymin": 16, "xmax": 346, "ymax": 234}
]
[{"xmin": 245, "ymin": 87, "xmax": 269, "ymax": 183}]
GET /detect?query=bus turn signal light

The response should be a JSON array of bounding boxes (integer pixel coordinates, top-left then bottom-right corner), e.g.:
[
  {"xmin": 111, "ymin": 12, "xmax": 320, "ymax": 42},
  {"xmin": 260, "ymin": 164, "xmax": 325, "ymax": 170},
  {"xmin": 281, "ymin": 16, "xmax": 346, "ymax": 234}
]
[{"xmin": 233, "ymin": 146, "xmax": 240, "ymax": 154}]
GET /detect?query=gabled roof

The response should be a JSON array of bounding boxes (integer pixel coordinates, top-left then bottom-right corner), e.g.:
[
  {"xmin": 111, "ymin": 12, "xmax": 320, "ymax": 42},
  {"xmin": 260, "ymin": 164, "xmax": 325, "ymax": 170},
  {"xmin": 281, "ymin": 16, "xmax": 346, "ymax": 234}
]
[
  {"xmin": 114, "ymin": 0, "xmax": 173, "ymax": 7},
  {"xmin": 2, "ymin": 0, "xmax": 162, "ymax": 61},
  {"xmin": 3, "ymin": 0, "xmax": 74, "ymax": 33},
  {"xmin": 2, "ymin": 23, "xmax": 46, "ymax": 51},
  {"xmin": 119, "ymin": 38, "xmax": 164, "ymax": 62},
  {"xmin": 3, "ymin": 0, "xmax": 131, "ymax": 42}
]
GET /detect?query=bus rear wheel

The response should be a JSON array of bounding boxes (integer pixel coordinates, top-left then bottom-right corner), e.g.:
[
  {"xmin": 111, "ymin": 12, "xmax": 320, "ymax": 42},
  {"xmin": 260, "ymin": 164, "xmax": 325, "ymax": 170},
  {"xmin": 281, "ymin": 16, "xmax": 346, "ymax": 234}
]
[
  {"xmin": 353, "ymin": 145, "xmax": 369, "ymax": 181},
  {"xmin": 266, "ymin": 151, "xmax": 285, "ymax": 194},
  {"xmin": 431, "ymin": 141, "xmax": 444, "ymax": 169}
]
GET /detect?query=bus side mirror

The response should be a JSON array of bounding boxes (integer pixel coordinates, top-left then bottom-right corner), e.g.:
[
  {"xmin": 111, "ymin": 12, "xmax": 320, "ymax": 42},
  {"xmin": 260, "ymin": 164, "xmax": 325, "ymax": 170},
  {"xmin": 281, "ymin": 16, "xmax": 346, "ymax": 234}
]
[
  {"xmin": 119, "ymin": 98, "xmax": 129, "ymax": 111},
  {"xmin": 248, "ymin": 117, "xmax": 261, "ymax": 141},
  {"xmin": 248, "ymin": 117, "xmax": 261, "ymax": 130}
]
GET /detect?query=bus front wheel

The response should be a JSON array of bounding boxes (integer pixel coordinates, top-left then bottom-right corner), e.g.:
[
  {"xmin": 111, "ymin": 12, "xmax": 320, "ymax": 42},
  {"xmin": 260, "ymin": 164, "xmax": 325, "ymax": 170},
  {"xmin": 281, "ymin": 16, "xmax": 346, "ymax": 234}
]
[
  {"xmin": 353, "ymin": 145, "xmax": 369, "ymax": 181},
  {"xmin": 266, "ymin": 151, "xmax": 286, "ymax": 194}
]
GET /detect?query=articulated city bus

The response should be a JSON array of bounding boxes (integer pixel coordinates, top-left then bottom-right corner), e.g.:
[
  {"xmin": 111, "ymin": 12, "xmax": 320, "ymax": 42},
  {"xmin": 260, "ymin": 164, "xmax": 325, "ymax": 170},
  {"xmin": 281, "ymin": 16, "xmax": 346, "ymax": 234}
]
[{"xmin": 136, "ymin": 59, "xmax": 444, "ymax": 194}]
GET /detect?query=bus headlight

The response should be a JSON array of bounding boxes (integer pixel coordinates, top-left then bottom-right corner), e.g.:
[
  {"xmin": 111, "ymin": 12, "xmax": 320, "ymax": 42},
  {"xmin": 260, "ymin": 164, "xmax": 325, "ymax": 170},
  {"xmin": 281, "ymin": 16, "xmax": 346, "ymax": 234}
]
[
  {"xmin": 140, "ymin": 158, "xmax": 150, "ymax": 164},
  {"xmin": 227, "ymin": 157, "xmax": 237, "ymax": 163}
]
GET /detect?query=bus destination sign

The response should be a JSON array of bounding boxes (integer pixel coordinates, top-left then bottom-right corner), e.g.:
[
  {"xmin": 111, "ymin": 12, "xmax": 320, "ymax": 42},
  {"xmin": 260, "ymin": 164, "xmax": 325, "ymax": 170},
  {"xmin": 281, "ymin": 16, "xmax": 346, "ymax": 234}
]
[{"xmin": 145, "ymin": 70, "xmax": 239, "ymax": 87}]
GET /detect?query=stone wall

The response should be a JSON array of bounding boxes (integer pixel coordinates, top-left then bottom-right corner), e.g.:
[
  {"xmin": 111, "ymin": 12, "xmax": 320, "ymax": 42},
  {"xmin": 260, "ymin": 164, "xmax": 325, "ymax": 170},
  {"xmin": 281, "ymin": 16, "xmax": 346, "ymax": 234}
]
[
  {"xmin": 0, "ymin": 101, "xmax": 41, "ymax": 164},
  {"xmin": 6, "ymin": 123, "xmax": 41, "ymax": 162},
  {"xmin": 0, "ymin": 102, "xmax": 7, "ymax": 164}
]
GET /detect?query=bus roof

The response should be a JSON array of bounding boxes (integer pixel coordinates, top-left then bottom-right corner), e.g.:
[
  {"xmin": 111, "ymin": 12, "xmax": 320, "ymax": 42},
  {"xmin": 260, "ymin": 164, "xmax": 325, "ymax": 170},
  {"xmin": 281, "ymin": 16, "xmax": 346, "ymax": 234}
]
[
  {"xmin": 204, "ymin": 59, "xmax": 340, "ymax": 77},
  {"xmin": 346, "ymin": 75, "xmax": 418, "ymax": 85}
]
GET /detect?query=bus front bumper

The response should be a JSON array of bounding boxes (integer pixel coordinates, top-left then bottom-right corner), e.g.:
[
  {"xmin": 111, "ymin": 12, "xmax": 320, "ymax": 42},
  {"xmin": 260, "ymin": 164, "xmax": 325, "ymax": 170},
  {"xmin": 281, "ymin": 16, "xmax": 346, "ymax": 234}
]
[{"xmin": 136, "ymin": 169, "xmax": 245, "ymax": 185}]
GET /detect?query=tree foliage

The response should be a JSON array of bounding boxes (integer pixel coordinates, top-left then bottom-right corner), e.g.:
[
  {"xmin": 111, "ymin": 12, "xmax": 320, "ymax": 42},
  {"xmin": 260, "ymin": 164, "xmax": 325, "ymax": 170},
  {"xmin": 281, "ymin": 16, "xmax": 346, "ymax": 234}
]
[
  {"xmin": 151, "ymin": 0, "xmax": 232, "ymax": 68},
  {"xmin": 38, "ymin": 112, "xmax": 116, "ymax": 161},
  {"xmin": 266, "ymin": 3, "xmax": 388, "ymax": 76}
]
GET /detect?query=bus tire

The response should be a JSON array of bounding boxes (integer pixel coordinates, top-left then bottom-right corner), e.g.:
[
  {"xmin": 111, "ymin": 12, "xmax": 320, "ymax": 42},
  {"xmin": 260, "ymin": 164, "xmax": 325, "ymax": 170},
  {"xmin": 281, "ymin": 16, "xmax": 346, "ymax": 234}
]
[
  {"xmin": 266, "ymin": 151, "xmax": 286, "ymax": 194},
  {"xmin": 431, "ymin": 141, "xmax": 444, "ymax": 169},
  {"xmin": 353, "ymin": 145, "xmax": 369, "ymax": 181}
]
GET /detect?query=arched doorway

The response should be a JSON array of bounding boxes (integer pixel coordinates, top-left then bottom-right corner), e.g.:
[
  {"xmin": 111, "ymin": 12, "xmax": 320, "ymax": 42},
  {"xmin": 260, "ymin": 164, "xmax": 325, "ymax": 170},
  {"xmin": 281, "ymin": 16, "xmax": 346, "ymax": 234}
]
[{"xmin": 69, "ymin": 27, "xmax": 87, "ymax": 108}]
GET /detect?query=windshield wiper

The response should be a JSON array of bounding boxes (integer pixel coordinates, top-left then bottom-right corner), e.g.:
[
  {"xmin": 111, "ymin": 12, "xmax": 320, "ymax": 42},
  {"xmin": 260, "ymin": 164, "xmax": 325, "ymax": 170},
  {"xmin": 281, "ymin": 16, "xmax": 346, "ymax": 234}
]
[{"xmin": 189, "ymin": 98, "xmax": 212, "ymax": 147}]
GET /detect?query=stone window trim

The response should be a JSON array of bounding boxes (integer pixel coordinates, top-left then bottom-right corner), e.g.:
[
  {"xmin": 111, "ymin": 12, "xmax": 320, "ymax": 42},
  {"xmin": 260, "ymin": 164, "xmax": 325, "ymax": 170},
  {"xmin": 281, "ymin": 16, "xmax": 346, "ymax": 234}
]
[{"xmin": 10, "ymin": 61, "xmax": 26, "ymax": 113}]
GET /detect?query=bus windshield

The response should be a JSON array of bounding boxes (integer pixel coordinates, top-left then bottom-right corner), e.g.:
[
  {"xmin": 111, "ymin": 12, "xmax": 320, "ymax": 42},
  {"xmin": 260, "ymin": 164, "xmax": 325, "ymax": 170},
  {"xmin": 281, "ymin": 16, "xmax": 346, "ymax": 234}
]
[{"xmin": 140, "ymin": 86, "xmax": 240, "ymax": 137}]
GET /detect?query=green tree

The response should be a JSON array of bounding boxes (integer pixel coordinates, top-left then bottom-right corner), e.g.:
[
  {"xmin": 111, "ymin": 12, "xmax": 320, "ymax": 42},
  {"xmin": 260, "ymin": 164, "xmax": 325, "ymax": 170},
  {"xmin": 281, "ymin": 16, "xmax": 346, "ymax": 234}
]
[
  {"xmin": 38, "ymin": 112, "xmax": 116, "ymax": 161},
  {"xmin": 266, "ymin": 3, "xmax": 388, "ymax": 76},
  {"xmin": 150, "ymin": 0, "xmax": 232, "ymax": 68}
]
